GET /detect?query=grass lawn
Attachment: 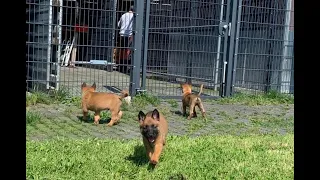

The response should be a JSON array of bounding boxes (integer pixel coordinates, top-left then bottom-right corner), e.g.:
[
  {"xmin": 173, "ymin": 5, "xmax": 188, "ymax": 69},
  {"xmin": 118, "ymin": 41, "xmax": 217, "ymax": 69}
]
[
  {"xmin": 27, "ymin": 135, "xmax": 293, "ymax": 180},
  {"xmin": 26, "ymin": 89, "xmax": 294, "ymax": 179}
]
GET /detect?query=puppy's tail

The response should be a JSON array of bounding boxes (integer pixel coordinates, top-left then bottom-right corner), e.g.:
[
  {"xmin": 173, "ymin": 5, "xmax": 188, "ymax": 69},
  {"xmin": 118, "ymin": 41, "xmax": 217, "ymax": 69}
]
[
  {"xmin": 198, "ymin": 84, "xmax": 204, "ymax": 96},
  {"xmin": 119, "ymin": 90, "xmax": 129, "ymax": 99}
]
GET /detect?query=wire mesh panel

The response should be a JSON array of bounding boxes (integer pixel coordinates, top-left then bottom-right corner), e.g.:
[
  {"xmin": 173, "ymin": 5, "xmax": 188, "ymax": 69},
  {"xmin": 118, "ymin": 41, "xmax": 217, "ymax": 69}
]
[
  {"xmin": 26, "ymin": 0, "xmax": 136, "ymax": 96},
  {"xmin": 26, "ymin": 0, "xmax": 55, "ymax": 91},
  {"xmin": 26, "ymin": 0, "xmax": 294, "ymax": 98},
  {"xmin": 233, "ymin": 0, "xmax": 294, "ymax": 94},
  {"xmin": 144, "ymin": 0, "xmax": 228, "ymax": 98}
]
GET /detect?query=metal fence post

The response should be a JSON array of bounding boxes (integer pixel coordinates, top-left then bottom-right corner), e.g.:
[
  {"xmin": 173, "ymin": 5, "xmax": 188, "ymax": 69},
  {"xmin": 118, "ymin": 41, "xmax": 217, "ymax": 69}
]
[
  {"xmin": 56, "ymin": 0, "xmax": 63, "ymax": 91},
  {"xmin": 46, "ymin": 0, "xmax": 53, "ymax": 90},
  {"xmin": 129, "ymin": 0, "xmax": 144, "ymax": 96},
  {"xmin": 231, "ymin": 0, "xmax": 243, "ymax": 96},
  {"xmin": 224, "ymin": 0, "xmax": 239, "ymax": 97},
  {"xmin": 219, "ymin": 0, "xmax": 231, "ymax": 97},
  {"xmin": 141, "ymin": 0, "xmax": 151, "ymax": 90},
  {"xmin": 186, "ymin": 0, "xmax": 196, "ymax": 84}
]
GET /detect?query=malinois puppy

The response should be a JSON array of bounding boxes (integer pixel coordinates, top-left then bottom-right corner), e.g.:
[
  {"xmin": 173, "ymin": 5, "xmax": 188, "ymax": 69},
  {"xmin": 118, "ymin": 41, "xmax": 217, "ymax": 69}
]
[
  {"xmin": 138, "ymin": 109, "xmax": 168, "ymax": 165},
  {"xmin": 81, "ymin": 82, "xmax": 129, "ymax": 127},
  {"xmin": 181, "ymin": 83, "xmax": 206, "ymax": 120}
]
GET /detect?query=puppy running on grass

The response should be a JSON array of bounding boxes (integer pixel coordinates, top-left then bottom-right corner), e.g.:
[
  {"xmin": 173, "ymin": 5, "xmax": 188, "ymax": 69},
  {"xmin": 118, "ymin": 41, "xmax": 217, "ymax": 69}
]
[
  {"xmin": 180, "ymin": 83, "xmax": 206, "ymax": 120},
  {"xmin": 81, "ymin": 82, "xmax": 129, "ymax": 127},
  {"xmin": 138, "ymin": 109, "xmax": 168, "ymax": 165}
]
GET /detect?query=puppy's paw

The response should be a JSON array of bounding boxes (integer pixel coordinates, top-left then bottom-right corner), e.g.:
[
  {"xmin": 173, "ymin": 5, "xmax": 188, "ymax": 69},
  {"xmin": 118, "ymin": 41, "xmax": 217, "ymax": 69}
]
[{"xmin": 107, "ymin": 122, "xmax": 113, "ymax": 127}]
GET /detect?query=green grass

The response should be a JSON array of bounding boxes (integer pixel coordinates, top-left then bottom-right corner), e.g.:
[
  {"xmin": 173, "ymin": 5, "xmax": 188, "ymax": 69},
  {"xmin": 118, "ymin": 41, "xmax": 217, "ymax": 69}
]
[
  {"xmin": 27, "ymin": 134, "xmax": 294, "ymax": 180},
  {"xmin": 26, "ymin": 111, "xmax": 42, "ymax": 125},
  {"xmin": 248, "ymin": 114, "xmax": 294, "ymax": 131},
  {"xmin": 26, "ymin": 111, "xmax": 42, "ymax": 133},
  {"xmin": 167, "ymin": 99, "xmax": 179, "ymax": 108},
  {"xmin": 26, "ymin": 87, "xmax": 81, "ymax": 107},
  {"xmin": 216, "ymin": 90, "xmax": 294, "ymax": 106},
  {"xmin": 26, "ymin": 89, "xmax": 294, "ymax": 179}
]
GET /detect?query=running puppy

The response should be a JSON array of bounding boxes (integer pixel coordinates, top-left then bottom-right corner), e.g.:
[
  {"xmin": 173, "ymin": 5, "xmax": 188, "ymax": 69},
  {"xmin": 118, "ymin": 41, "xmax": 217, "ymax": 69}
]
[
  {"xmin": 138, "ymin": 109, "xmax": 168, "ymax": 165},
  {"xmin": 81, "ymin": 82, "xmax": 129, "ymax": 126},
  {"xmin": 180, "ymin": 83, "xmax": 206, "ymax": 120}
]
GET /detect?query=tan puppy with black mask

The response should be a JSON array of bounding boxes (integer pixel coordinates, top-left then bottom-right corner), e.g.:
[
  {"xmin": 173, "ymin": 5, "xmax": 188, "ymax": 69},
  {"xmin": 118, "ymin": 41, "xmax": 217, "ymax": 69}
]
[{"xmin": 138, "ymin": 109, "xmax": 168, "ymax": 165}]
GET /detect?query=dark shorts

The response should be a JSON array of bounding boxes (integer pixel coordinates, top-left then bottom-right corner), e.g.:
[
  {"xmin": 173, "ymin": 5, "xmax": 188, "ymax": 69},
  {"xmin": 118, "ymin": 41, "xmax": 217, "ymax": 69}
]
[{"xmin": 119, "ymin": 36, "xmax": 132, "ymax": 48}]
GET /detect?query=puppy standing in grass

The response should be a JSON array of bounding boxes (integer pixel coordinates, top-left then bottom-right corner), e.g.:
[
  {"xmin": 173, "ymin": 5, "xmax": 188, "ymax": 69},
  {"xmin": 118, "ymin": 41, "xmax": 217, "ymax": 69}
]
[
  {"xmin": 81, "ymin": 82, "xmax": 129, "ymax": 127},
  {"xmin": 138, "ymin": 109, "xmax": 168, "ymax": 165},
  {"xmin": 181, "ymin": 83, "xmax": 206, "ymax": 120}
]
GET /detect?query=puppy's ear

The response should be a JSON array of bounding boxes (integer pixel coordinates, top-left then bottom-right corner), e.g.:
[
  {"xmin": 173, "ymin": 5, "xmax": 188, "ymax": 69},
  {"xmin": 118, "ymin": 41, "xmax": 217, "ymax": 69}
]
[
  {"xmin": 81, "ymin": 82, "xmax": 87, "ymax": 88},
  {"xmin": 152, "ymin": 109, "xmax": 160, "ymax": 121},
  {"xmin": 92, "ymin": 82, "xmax": 96, "ymax": 89},
  {"xmin": 138, "ymin": 111, "xmax": 146, "ymax": 122}
]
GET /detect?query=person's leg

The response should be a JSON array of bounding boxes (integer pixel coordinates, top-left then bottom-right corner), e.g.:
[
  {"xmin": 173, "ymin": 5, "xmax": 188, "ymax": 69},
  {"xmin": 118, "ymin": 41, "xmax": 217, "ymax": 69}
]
[
  {"xmin": 118, "ymin": 36, "xmax": 128, "ymax": 73},
  {"xmin": 126, "ymin": 36, "xmax": 132, "ymax": 74}
]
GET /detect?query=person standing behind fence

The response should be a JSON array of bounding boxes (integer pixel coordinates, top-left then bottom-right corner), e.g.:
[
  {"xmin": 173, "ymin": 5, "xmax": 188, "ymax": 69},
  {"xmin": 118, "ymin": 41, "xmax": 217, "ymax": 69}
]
[{"xmin": 118, "ymin": 6, "xmax": 134, "ymax": 48}]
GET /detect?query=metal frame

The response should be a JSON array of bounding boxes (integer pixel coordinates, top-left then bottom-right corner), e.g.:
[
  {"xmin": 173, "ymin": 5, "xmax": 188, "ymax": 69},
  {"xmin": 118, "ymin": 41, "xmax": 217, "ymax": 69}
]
[
  {"xmin": 224, "ymin": 0, "xmax": 240, "ymax": 97},
  {"xmin": 141, "ymin": 0, "xmax": 151, "ymax": 90},
  {"xmin": 130, "ymin": 0, "xmax": 144, "ymax": 96},
  {"xmin": 46, "ymin": 0, "xmax": 53, "ymax": 89},
  {"xmin": 26, "ymin": 0, "xmax": 294, "ymax": 98}
]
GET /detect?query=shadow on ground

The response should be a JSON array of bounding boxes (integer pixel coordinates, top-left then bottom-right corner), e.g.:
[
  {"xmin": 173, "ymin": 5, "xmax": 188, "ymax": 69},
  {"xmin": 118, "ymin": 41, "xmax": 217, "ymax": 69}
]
[
  {"xmin": 76, "ymin": 116, "xmax": 111, "ymax": 124},
  {"xmin": 125, "ymin": 145, "xmax": 149, "ymax": 166}
]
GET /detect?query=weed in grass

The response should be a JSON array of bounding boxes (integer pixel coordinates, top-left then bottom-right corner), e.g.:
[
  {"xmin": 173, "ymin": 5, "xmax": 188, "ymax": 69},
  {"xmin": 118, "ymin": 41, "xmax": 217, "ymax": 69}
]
[
  {"xmin": 167, "ymin": 99, "xmax": 179, "ymax": 108},
  {"xmin": 49, "ymin": 86, "xmax": 71, "ymax": 102},
  {"xmin": 132, "ymin": 93, "xmax": 160, "ymax": 109},
  {"xmin": 156, "ymin": 106, "xmax": 171, "ymax": 116},
  {"xmin": 26, "ymin": 86, "xmax": 75, "ymax": 106},
  {"xmin": 64, "ymin": 107, "xmax": 75, "ymax": 118},
  {"xmin": 26, "ymin": 111, "xmax": 42, "ymax": 125},
  {"xmin": 62, "ymin": 96, "xmax": 82, "ymax": 108},
  {"xmin": 26, "ymin": 92, "xmax": 38, "ymax": 106},
  {"xmin": 100, "ymin": 111, "xmax": 111, "ymax": 120},
  {"xmin": 31, "ymin": 91, "xmax": 52, "ymax": 105}
]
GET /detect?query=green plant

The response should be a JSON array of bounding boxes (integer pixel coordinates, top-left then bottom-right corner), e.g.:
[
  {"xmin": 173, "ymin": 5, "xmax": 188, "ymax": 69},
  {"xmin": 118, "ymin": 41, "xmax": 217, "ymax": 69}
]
[
  {"xmin": 49, "ymin": 86, "xmax": 71, "ymax": 102},
  {"xmin": 132, "ymin": 93, "xmax": 160, "ymax": 109},
  {"xmin": 26, "ymin": 111, "xmax": 42, "ymax": 125},
  {"xmin": 62, "ymin": 96, "xmax": 82, "ymax": 108},
  {"xmin": 32, "ymin": 91, "xmax": 52, "ymax": 105},
  {"xmin": 26, "ymin": 92, "xmax": 38, "ymax": 106}
]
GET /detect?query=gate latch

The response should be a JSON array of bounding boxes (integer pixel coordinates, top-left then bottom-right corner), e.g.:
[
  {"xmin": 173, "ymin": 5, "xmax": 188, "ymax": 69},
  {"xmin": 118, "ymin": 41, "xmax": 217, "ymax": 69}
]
[{"xmin": 219, "ymin": 22, "xmax": 231, "ymax": 36}]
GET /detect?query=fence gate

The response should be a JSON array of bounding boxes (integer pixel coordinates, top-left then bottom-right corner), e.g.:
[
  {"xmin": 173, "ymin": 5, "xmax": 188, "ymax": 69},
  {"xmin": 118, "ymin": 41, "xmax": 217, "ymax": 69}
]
[
  {"xmin": 134, "ymin": 0, "xmax": 234, "ymax": 98},
  {"xmin": 26, "ymin": 0, "xmax": 293, "ymax": 97},
  {"xmin": 26, "ymin": 0, "xmax": 59, "ymax": 91}
]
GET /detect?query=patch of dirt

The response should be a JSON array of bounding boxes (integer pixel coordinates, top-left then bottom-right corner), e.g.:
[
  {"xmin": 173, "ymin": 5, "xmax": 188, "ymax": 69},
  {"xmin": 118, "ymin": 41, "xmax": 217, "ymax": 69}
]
[{"xmin": 26, "ymin": 101, "xmax": 294, "ymax": 141}]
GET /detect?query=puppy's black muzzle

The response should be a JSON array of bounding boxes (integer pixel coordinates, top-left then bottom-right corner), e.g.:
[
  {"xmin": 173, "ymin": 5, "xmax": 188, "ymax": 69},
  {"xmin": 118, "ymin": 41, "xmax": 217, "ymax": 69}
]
[{"xmin": 141, "ymin": 125, "xmax": 159, "ymax": 143}]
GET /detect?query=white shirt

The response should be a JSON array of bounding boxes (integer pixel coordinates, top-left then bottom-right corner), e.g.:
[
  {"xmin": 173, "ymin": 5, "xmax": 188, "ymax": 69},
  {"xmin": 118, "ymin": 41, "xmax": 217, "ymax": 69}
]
[{"xmin": 118, "ymin": 12, "xmax": 134, "ymax": 37}]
